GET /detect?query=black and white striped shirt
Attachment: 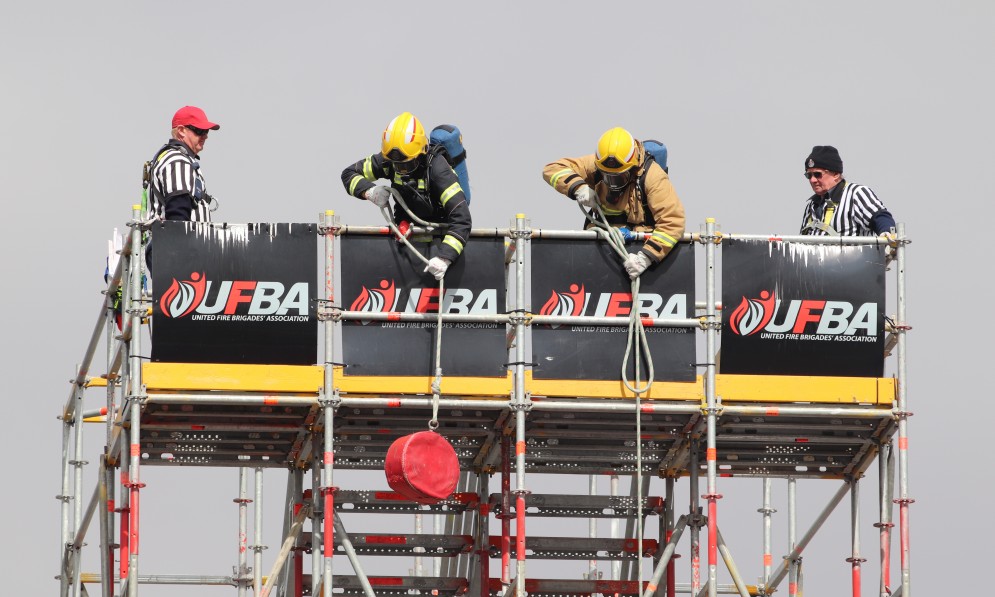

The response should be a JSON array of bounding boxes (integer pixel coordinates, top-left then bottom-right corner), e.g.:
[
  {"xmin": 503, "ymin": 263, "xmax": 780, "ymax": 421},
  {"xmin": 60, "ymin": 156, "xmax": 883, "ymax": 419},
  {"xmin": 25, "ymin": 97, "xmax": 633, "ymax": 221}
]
[
  {"xmin": 149, "ymin": 140, "xmax": 212, "ymax": 222},
  {"xmin": 800, "ymin": 180, "xmax": 893, "ymax": 236}
]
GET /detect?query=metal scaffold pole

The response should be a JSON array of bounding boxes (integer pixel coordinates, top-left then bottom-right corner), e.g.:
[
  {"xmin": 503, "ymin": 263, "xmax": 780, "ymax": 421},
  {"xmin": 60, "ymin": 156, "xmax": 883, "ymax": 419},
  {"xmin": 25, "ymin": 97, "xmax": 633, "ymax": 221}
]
[
  {"xmin": 476, "ymin": 473, "xmax": 491, "ymax": 597},
  {"xmin": 100, "ymin": 300, "xmax": 118, "ymax": 597},
  {"xmin": 319, "ymin": 209, "xmax": 340, "ymax": 597},
  {"xmin": 236, "ymin": 468, "xmax": 250, "ymax": 596},
  {"xmin": 58, "ymin": 385, "xmax": 75, "ymax": 597},
  {"xmin": 72, "ymin": 374, "xmax": 86, "ymax": 597},
  {"xmin": 500, "ymin": 433, "xmax": 512, "ymax": 588},
  {"xmin": 125, "ymin": 204, "xmax": 146, "ymax": 597},
  {"xmin": 254, "ymin": 468, "xmax": 265, "ymax": 596},
  {"xmin": 848, "ymin": 477, "xmax": 865, "ymax": 597},
  {"xmin": 99, "ymin": 456, "xmax": 114, "ymax": 597},
  {"xmin": 876, "ymin": 443, "xmax": 894, "ymax": 597},
  {"xmin": 690, "ymin": 443, "xmax": 701, "ymax": 595},
  {"xmin": 512, "ymin": 213, "xmax": 531, "ymax": 597},
  {"xmin": 665, "ymin": 477, "xmax": 676, "ymax": 597},
  {"xmin": 118, "ymin": 425, "xmax": 130, "ymax": 596},
  {"xmin": 311, "ymin": 464, "xmax": 321, "ymax": 595},
  {"xmin": 703, "ymin": 218, "xmax": 721, "ymax": 597},
  {"xmin": 894, "ymin": 223, "xmax": 912, "ymax": 597},
  {"xmin": 759, "ymin": 478, "xmax": 775, "ymax": 595},
  {"xmin": 787, "ymin": 478, "xmax": 798, "ymax": 597}
]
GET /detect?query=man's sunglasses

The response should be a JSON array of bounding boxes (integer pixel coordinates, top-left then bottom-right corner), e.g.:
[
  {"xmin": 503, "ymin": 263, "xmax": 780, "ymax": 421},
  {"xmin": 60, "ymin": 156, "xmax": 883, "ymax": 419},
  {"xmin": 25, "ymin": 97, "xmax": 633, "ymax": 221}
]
[
  {"xmin": 186, "ymin": 125, "xmax": 210, "ymax": 137},
  {"xmin": 804, "ymin": 171, "xmax": 825, "ymax": 180}
]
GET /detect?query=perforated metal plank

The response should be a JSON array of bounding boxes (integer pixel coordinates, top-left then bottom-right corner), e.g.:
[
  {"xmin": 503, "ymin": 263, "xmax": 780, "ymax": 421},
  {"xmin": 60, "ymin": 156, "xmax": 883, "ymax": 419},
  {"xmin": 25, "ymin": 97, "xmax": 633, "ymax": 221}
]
[{"xmin": 488, "ymin": 493, "xmax": 663, "ymax": 518}]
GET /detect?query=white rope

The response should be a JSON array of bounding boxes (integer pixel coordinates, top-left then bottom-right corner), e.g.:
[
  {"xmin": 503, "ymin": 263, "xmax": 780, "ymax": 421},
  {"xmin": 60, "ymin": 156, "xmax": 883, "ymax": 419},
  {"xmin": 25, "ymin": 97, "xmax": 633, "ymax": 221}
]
[
  {"xmin": 376, "ymin": 191, "xmax": 445, "ymax": 431},
  {"xmin": 578, "ymin": 202, "xmax": 655, "ymax": 584}
]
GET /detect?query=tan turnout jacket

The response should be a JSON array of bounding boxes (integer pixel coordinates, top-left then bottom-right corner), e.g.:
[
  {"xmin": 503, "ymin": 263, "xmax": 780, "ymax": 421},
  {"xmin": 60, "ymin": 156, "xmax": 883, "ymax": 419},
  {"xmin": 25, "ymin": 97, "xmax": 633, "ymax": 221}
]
[{"xmin": 543, "ymin": 143, "xmax": 685, "ymax": 262}]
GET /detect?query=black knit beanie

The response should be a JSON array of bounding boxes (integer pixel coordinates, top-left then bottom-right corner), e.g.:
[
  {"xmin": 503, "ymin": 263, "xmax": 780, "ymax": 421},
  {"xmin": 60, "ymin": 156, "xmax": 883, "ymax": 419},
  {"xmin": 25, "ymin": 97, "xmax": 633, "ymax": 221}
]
[{"xmin": 805, "ymin": 146, "xmax": 843, "ymax": 173}]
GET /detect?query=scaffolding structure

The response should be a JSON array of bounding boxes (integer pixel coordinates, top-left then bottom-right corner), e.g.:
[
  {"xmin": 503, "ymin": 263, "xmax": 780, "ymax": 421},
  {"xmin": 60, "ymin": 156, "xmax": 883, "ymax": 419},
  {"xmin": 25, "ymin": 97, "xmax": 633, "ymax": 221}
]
[{"xmin": 58, "ymin": 210, "xmax": 912, "ymax": 597}]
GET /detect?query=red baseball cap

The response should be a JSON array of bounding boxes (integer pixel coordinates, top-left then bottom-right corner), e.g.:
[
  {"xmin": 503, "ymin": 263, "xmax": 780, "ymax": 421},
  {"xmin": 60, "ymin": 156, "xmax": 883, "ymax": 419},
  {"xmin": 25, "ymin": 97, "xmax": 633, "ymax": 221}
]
[{"xmin": 172, "ymin": 106, "xmax": 220, "ymax": 130}]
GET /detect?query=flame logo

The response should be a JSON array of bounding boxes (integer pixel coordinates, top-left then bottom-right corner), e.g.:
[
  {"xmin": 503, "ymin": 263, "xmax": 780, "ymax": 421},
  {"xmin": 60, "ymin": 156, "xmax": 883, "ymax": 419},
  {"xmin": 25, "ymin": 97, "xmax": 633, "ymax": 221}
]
[
  {"xmin": 539, "ymin": 283, "xmax": 586, "ymax": 317},
  {"xmin": 349, "ymin": 280, "xmax": 397, "ymax": 314},
  {"xmin": 729, "ymin": 290, "xmax": 777, "ymax": 336},
  {"xmin": 159, "ymin": 272, "xmax": 207, "ymax": 318}
]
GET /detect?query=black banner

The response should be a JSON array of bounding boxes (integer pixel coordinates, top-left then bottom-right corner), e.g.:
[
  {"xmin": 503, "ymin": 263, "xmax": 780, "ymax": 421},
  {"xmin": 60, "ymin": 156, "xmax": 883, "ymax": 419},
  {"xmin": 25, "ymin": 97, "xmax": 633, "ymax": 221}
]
[
  {"xmin": 151, "ymin": 222, "xmax": 318, "ymax": 365},
  {"xmin": 721, "ymin": 240, "xmax": 885, "ymax": 377},
  {"xmin": 531, "ymin": 240, "xmax": 696, "ymax": 382},
  {"xmin": 340, "ymin": 235, "xmax": 507, "ymax": 377}
]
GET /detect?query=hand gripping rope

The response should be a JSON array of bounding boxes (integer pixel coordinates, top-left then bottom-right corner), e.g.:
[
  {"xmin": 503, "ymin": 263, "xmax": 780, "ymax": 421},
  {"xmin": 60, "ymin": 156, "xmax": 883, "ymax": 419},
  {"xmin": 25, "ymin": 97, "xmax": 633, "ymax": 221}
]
[
  {"xmin": 579, "ymin": 201, "xmax": 654, "ymax": 583},
  {"xmin": 579, "ymin": 205, "xmax": 655, "ymax": 396},
  {"xmin": 378, "ymin": 189, "xmax": 446, "ymax": 431}
]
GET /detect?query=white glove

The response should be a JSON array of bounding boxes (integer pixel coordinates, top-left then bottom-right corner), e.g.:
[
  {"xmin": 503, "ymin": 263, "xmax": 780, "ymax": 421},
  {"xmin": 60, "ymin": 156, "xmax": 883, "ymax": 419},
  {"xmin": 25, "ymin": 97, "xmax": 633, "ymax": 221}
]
[
  {"xmin": 574, "ymin": 185, "xmax": 599, "ymax": 209},
  {"xmin": 365, "ymin": 186, "xmax": 391, "ymax": 208},
  {"xmin": 424, "ymin": 257, "xmax": 451, "ymax": 280},
  {"xmin": 879, "ymin": 231, "xmax": 896, "ymax": 260},
  {"xmin": 623, "ymin": 252, "xmax": 652, "ymax": 279}
]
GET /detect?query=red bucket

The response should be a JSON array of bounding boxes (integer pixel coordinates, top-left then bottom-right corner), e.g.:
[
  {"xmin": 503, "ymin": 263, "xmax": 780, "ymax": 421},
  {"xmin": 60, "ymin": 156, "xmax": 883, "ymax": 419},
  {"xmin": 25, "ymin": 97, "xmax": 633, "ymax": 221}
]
[{"xmin": 384, "ymin": 431, "xmax": 460, "ymax": 504}]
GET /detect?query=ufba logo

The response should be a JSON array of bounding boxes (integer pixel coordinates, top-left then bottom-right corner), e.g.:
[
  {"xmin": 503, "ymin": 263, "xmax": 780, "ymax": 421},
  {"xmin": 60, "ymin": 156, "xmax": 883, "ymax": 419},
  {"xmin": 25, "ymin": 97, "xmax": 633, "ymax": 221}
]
[
  {"xmin": 729, "ymin": 289, "xmax": 877, "ymax": 340},
  {"xmin": 348, "ymin": 279, "xmax": 497, "ymax": 314},
  {"xmin": 539, "ymin": 283, "xmax": 687, "ymax": 319},
  {"xmin": 159, "ymin": 272, "xmax": 310, "ymax": 321}
]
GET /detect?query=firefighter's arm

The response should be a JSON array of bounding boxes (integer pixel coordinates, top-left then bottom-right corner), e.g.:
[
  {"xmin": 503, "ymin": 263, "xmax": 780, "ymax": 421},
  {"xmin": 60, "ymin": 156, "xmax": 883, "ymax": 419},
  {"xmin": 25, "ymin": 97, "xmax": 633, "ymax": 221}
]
[
  {"xmin": 641, "ymin": 173, "xmax": 686, "ymax": 262},
  {"xmin": 341, "ymin": 154, "xmax": 389, "ymax": 199},
  {"xmin": 543, "ymin": 156, "xmax": 598, "ymax": 199},
  {"xmin": 433, "ymin": 162, "xmax": 471, "ymax": 263}
]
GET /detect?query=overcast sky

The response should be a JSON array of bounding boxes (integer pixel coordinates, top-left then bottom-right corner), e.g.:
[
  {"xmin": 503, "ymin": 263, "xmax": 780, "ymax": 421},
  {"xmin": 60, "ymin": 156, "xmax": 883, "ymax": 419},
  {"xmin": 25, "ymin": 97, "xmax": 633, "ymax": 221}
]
[{"xmin": 2, "ymin": 2, "xmax": 992, "ymax": 595}]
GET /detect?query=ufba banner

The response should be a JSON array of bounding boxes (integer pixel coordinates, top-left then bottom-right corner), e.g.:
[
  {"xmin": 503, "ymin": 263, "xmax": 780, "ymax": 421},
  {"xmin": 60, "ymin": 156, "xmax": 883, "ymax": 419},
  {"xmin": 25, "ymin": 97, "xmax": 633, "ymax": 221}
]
[
  {"xmin": 720, "ymin": 240, "xmax": 885, "ymax": 377},
  {"xmin": 151, "ymin": 222, "xmax": 318, "ymax": 365},
  {"xmin": 340, "ymin": 235, "xmax": 507, "ymax": 377},
  {"xmin": 531, "ymin": 240, "xmax": 696, "ymax": 382}
]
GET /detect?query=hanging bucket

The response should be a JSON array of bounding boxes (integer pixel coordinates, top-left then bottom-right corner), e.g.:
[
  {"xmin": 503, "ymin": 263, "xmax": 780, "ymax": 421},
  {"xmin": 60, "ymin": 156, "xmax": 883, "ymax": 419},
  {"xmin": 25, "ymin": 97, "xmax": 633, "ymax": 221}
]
[{"xmin": 384, "ymin": 430, "xmax": 460, "ymax": 504}]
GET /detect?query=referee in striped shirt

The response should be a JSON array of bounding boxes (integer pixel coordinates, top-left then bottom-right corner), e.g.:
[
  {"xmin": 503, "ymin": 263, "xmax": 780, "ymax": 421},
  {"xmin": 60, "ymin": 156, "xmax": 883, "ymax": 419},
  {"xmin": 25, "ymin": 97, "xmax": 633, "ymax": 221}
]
[
  {"xmin": 147, "ymin": 106, "xmax": 220, "ymax": 222},
  {"xmin": 800, "ymin": 146, "xmax": 895, "ymax": 236},
  {"xmin": 145, "ymin": 106, "xmax": 220, "ymax": 269}
]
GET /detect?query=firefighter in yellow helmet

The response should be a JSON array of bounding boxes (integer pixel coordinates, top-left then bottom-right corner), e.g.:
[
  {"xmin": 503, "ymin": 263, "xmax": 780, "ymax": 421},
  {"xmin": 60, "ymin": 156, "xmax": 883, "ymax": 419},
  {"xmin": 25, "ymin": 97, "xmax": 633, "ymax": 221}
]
[
  {"xmin": 341, "ymin": 112, "xmax": 471, "ymax": 280},
  {"xmin": 543, "ymin": 127, "xmax": 685, "ymax": 279}
]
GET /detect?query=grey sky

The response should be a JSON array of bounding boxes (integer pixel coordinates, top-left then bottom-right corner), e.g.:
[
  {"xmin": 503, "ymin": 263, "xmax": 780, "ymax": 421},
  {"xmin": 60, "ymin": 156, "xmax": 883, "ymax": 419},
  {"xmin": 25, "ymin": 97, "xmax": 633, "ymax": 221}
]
[{"xmin": 2, "ymin": 1, "xmax": 992, "ymax": 594}]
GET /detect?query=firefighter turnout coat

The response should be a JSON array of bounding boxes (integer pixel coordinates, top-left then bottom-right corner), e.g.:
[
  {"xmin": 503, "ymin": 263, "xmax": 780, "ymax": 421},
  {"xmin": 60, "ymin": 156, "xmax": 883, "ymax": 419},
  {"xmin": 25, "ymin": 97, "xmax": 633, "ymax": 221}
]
[
  {"xmin": 543, "ymin": 143, "xmax": 685, "ymax": 262},
  {"xmin": 342, "ymin": 152, "xmax": 471, "ymax": 263}
]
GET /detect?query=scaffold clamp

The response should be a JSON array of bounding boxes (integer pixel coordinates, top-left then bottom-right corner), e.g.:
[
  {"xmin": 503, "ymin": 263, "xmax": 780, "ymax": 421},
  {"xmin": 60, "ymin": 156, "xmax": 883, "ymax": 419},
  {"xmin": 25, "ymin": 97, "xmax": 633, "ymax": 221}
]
[
  {"xmin": 318, "ymin": 390, "xmax": 341, "ymax": 409},
  {"xmin": 508, "ymin": 394, "xmax": 533, "ymax": 412},
  {"xmin": 507, "ymin": 309, "xmax": 532, "ymax": 326},
  {"xmin": 315, "ymin": 299, "xmax": 341, "ymax": 322},
  {"xmin": 508, "ymin": 226, "xmax": 531, "ymax": 240}
]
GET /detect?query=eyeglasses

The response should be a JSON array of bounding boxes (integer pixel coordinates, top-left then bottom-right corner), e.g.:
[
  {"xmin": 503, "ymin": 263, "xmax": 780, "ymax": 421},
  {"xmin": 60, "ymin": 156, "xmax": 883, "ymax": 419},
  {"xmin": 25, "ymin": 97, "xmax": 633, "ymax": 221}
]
[
  {"xmin": 804, "ymin": 171, "xmax": 825, "ymax": 180},
  {"xmin": 186, "ymin": 125, "xmax": 210, "ymax": 137}
]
